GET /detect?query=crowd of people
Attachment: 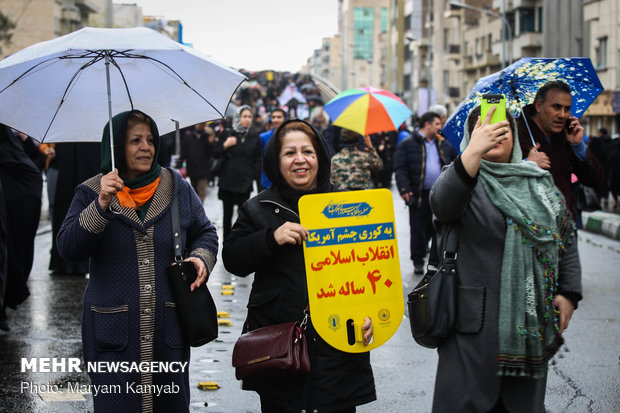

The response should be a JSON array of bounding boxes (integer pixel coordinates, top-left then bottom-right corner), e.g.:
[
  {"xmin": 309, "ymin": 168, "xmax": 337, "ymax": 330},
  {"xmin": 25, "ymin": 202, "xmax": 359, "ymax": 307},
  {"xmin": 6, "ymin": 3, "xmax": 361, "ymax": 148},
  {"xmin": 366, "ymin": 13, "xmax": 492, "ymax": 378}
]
[{"xmin": 0, "ymin": 68, "xmax": 618, "ymax": 412}]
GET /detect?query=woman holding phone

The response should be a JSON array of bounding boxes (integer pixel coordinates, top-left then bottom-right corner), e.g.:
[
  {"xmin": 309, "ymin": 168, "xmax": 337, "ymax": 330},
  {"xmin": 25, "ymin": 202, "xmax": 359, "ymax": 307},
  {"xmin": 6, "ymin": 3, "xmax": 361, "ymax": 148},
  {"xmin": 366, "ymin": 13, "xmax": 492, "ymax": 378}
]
[{"xmin": 429, "ymin": 105, "xmax": 582, "ymax": 412}]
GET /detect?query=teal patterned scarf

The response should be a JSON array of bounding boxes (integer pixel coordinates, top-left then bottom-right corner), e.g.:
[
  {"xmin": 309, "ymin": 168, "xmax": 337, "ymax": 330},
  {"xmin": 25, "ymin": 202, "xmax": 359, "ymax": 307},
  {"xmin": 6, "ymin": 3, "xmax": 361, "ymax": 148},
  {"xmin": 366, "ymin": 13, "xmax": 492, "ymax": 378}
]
[
  {"xmin": 478, "ymin": 160, "xmax": 572, "ymax": 378},
  {"xmin": 460, "ymin": 112, "xmax": 573, "ymax": 378}
]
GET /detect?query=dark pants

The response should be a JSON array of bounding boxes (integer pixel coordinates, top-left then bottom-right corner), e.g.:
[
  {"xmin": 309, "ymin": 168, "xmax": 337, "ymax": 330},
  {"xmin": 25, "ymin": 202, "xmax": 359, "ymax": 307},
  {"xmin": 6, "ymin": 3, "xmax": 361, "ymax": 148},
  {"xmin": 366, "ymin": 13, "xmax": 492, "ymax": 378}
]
[
  {"xmin": 408, "ymin": 190, "xmax": 433, "ymax": 267},
  {"xmin": 219, "ymin": 189, "xmax": 250, "ymax": 240}
]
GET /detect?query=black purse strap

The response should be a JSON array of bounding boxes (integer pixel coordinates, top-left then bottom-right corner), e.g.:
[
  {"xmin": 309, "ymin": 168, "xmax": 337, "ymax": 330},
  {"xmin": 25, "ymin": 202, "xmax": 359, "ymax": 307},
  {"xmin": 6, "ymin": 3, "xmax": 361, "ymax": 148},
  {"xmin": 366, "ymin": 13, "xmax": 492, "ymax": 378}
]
[
  {"xmin": 170, "ymin": 195, "xmax": 183, "ymax": 264},
  {"xmin": 428, "ymin": 221, "xmax": 459, "ymax": 267}
]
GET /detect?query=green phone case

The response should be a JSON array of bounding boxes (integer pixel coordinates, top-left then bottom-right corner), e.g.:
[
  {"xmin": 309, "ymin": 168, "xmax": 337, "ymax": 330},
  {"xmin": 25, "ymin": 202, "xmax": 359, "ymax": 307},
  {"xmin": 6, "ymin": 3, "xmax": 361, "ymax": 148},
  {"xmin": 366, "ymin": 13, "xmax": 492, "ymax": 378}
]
[{"xmin": 480, "ymin": 94, "xmax": 506, "ymax": 124}]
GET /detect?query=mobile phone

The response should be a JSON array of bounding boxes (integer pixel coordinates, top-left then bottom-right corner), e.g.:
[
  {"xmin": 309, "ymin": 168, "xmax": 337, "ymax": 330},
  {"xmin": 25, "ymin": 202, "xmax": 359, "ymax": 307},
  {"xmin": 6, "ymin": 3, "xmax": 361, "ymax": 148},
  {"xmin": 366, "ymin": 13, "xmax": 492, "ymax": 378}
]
[{"xmin": 480, "ymin": 94, "xmax": 506, "ymax": 124}]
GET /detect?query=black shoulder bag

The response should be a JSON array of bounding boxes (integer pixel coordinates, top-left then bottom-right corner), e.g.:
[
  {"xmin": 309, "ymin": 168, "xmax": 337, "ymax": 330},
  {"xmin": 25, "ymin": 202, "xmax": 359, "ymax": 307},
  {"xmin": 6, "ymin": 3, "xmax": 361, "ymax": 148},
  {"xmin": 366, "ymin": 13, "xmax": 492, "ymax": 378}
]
[
  {"xmin": 407, "ymin": 221, "xmax": 458, "ymax": 348},
  {"xmin": 166, "ymin": 195, "xmax": 218, "ymax": 347}
]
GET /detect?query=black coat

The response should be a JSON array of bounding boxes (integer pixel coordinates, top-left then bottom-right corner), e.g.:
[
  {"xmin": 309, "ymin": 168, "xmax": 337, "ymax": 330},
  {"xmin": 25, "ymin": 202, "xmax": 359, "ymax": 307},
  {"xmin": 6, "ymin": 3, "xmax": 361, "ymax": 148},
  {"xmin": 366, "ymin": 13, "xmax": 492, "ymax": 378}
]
[
  {"xmin": 223, "ymin": 185, "xmax": 375, "ymax": 412},
  {"xmin": 214, "ymin": 131, "xmax": 260, "ymax": 194},
  {"xmin": 0, "ymin": 125, "xmax": 42, "ymax": 309},
  {"xmin": 181, "ymin": 130, "xmax": 213, "ymax": 179},
  {"xmin": 222, "ymin": 120, "xmax": 375, "ymax": 412},
  {"xmin": 49, "ymin": 142, "xmax": 101, "ymax": 275}
]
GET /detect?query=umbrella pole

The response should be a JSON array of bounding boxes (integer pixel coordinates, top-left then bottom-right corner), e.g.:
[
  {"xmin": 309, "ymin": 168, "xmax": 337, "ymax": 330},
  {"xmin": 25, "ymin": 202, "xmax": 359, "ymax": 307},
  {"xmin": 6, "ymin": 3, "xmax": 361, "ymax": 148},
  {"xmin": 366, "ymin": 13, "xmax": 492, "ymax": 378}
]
[
  {"xmin": 171, "ymin": 119, "xmax": 181, "ymax": 168},
  {"xmin": 520, "ymin": 107, "xmax": 537, "ymax": 148},
  {"xmin": 105, "ymin": 53, "xmax": 116, "ymax": 171}
]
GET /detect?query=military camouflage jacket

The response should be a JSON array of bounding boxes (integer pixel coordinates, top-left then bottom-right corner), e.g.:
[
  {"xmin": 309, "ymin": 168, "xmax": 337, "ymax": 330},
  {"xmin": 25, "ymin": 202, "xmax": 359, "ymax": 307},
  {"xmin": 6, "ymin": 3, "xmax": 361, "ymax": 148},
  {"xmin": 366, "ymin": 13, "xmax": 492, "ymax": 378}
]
[{"xmin": 330, "ymin": 146, "xmax": 383, "ymax": 190}]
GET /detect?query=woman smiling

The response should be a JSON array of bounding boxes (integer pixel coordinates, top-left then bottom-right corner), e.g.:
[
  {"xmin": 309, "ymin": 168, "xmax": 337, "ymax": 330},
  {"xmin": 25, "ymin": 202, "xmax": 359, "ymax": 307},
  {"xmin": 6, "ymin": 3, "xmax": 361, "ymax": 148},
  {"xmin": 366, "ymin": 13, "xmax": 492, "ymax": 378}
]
[{"xmin": 223, "ymin": 120, "xmax": 376, "ymax": 412}]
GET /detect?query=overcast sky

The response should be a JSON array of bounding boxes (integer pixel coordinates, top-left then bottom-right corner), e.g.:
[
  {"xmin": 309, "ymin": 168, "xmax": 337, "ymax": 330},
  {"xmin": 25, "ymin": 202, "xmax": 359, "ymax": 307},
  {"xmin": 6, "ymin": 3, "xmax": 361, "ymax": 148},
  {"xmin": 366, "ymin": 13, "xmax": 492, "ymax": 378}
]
[{"xmin": 132, "ymin": 0, "xmax": 339, "ymax": 72}]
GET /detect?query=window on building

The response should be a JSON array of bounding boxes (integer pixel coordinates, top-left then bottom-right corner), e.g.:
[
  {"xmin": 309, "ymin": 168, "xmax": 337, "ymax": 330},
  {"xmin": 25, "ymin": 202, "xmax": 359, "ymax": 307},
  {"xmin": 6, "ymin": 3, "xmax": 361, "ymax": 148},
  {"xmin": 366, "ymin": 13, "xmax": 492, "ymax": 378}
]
[
  {"xmin": 505, "ymin": 12, "xmax": 515, "ymax": 37},
  {"xmin": 475, "ymin": 38, "xmax": 481, "ymax": 57},
  {"xmin": 404, "ymin": 74, "xmax": 411, "ymax": 91},
  {"xmin": 487, "ymin": 34, "xmax": 492, "ymax": 52},
  {"xmin": 520, "ymin": 8, "xmax": 536, "ymax": 33},
  {"xmin": 353, "ymin": 7, "xmax": 374, "ymax": 60},
  {"xmin": 405, "ymin": 46, "xmax": 412, "ymax": 61},
  {"xmin": 381, "ymin": 8, "xmax": 388, "ymax": 33},
  {"xmin": 596, "ymin": 36, "xmax": 608, "ymax": 68},
  {"xmin": 443, "ymin": 70, "xmax": 450, "ymax": 95},
  {"xmin": 538, "ymin": 7, "xmax": 543, "ymax": 32},
  {"xmin": 444, "ymin": 28, "xmax": 449, "ymax": 51},
  {"xmin": 404, "ymin": 13, "xmax": 411, "ymax": 31}
]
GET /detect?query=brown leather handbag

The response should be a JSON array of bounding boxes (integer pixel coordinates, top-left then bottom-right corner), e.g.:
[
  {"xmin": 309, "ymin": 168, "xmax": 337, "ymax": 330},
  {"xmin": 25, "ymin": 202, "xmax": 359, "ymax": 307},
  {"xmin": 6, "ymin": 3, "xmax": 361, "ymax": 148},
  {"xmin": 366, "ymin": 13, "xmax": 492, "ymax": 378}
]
[{"xmin": 232, "ymin": 311, "xmax": 310, "ymax": 381}]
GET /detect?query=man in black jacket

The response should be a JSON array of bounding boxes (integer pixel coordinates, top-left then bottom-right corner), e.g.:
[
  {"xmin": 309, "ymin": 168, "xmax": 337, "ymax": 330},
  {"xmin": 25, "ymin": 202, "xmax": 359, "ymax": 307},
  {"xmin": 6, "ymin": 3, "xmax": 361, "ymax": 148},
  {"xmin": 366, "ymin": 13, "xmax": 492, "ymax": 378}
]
[{"xmin": 394, "ymin": 112, "xmax": 457, "ymax": 274}]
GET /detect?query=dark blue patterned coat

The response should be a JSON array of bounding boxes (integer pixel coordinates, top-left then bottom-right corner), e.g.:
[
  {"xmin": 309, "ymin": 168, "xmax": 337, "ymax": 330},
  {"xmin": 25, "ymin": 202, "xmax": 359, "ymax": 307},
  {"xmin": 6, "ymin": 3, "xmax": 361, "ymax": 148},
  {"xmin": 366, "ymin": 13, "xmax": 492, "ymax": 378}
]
[{"xmin": 58, "ymin": 169, "xmax": 218, "ymax": 413}]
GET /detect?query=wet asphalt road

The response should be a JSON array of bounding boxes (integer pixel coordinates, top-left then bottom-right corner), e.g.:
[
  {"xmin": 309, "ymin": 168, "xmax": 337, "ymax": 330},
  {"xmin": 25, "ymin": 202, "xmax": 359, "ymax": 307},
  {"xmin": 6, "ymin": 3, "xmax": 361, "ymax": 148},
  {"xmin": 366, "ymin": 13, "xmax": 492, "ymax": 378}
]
[{"xmin": 1, "ymin": 182, "xmax": 619, "ymax": 412}]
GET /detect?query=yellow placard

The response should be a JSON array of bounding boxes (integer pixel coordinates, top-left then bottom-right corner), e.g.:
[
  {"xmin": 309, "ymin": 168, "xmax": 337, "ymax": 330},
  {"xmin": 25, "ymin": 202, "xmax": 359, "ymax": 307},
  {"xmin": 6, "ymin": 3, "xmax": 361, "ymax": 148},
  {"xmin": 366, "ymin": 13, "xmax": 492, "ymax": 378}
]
[{"xmin": 299, "ymin": 189, "xmax": 403, "ymax": 353}]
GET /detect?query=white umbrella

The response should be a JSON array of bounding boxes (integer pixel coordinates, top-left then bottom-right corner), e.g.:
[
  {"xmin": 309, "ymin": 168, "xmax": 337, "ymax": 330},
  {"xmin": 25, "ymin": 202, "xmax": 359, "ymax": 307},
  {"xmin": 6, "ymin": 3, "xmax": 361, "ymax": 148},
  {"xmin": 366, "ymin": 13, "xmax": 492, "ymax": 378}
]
[{"xmin": 0, "ymin": 27, "xmax": 246, "ymax": 169}]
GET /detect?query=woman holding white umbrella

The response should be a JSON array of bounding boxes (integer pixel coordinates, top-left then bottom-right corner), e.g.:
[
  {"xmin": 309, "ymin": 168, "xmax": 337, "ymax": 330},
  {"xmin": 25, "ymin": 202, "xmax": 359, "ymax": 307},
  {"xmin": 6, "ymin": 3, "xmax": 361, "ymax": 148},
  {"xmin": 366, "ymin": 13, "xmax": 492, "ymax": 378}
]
[{"xmin": 58, "ymin": 110, "xmax": 218, "ymax": 412}]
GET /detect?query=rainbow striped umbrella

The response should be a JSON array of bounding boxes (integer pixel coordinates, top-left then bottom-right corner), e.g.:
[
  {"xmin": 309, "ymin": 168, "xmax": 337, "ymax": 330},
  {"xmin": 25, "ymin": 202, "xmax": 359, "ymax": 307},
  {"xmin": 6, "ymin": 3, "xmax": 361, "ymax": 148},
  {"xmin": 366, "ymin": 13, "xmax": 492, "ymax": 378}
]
[{"xmin": 324, "ymin": 86, "xmax": 412, "ymax": 136}]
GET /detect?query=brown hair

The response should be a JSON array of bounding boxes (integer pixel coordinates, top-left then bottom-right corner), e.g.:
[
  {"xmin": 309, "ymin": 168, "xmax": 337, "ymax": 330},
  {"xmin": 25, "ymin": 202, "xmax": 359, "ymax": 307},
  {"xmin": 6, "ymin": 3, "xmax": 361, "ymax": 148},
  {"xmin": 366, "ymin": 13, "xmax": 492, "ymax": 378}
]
[
  {"xmin": 126, "ymin": 110, "xmax": 152, "ymax": 132},
  {"xmin": 275, "ymin": 120, "xmax": 320, "ymax": 155}
]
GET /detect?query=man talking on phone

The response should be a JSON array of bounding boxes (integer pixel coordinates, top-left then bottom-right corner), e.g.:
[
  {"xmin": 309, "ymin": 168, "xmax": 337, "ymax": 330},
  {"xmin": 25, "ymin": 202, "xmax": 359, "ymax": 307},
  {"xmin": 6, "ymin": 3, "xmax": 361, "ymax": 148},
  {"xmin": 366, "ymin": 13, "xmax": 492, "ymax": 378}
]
[{"xmin": 516, "ymin": 80, "xmax": 603, "ymax": 225}]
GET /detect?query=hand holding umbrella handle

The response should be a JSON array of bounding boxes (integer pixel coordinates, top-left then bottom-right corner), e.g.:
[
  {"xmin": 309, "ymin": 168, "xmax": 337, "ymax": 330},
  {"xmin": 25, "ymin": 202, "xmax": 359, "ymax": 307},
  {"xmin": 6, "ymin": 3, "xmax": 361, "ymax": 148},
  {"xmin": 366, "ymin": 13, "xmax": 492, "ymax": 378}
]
[
  {"xmin": 98, "ymin": 169, "xmax": 124, "ymax": 211},
  {"xmin": 527, "ymin": 144, "xmax": 551, "ymax": 170}
]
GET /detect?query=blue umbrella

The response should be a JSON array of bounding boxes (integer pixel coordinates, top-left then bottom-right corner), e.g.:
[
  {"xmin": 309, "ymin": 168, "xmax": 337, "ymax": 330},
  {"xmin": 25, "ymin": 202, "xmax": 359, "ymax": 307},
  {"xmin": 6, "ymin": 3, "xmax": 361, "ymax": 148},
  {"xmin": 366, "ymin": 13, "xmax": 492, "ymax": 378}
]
[{"xmin": 442, "ymin": 57, "xmax": 604, "ymax": 151}]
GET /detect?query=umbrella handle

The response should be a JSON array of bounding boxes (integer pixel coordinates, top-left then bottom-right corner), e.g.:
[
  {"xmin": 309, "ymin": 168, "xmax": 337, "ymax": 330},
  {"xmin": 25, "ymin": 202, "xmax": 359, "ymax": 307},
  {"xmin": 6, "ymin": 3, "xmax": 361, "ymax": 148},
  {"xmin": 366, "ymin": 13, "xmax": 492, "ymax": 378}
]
[{"xmin": 104, "ymin": 53, "xmax": 123, "ymax": 216}]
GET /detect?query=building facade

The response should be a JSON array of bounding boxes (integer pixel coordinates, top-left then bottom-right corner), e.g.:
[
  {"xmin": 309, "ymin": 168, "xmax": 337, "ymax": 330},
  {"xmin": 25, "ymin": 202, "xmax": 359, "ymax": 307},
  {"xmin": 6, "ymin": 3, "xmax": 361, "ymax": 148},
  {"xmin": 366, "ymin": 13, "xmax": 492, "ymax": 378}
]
[
  {"xmin": 0, "ymin": 0, "xmax": 153, "ymax": 61},
  {"xmin": 0, "ymin": 0, "xmax": 101, "ymax": 59},
  {"xmin": 582, "ymin": 0, "xmax": 619, "ymax": 135},
  {"xmin": 378, "ymin": 0, "xmax": 617, "ymax": 134},
  {"xmin": 307, "ymin": 0, "xmax": 389, "ymax": 91}
]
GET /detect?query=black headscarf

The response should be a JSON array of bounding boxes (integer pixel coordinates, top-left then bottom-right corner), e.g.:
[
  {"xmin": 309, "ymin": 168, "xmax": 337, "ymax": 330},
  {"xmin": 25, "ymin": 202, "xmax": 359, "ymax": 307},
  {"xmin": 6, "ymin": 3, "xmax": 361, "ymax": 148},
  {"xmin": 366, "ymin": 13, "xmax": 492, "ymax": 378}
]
[
  {"xmin": 262, "ymin": 119, "xmax": 332, "ymax": 212},
  {"xmin": 100, "ymin": 110, "xmax": 162, "ymax": 189}
]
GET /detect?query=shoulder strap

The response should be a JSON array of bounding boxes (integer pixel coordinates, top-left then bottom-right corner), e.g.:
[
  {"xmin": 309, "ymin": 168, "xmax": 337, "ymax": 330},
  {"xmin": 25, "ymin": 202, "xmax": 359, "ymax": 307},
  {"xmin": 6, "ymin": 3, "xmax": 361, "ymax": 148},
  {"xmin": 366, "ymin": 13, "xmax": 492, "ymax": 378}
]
[
  {"xmin": 428, "ymin": 221, "xmax": 459, "ymax": 267},
  {"xmin": 171, "ymin": 195, "xmax": 183, "ymax": 264}
]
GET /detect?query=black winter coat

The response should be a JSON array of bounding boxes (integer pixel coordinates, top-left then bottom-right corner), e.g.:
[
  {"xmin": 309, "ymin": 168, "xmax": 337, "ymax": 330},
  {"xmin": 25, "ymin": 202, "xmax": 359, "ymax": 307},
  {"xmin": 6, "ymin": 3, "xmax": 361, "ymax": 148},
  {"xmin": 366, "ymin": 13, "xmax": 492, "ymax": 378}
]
[
  {"xmin": 214, "ymin": 131, "xmax": 260, "ymax": 194},
  {"xmin": 223, "ymin": 185, "xmax": 375, "ymax": 412},
  {"xmin": 181, "ymin": 130, "xmax": 213, "ymax": 179}
]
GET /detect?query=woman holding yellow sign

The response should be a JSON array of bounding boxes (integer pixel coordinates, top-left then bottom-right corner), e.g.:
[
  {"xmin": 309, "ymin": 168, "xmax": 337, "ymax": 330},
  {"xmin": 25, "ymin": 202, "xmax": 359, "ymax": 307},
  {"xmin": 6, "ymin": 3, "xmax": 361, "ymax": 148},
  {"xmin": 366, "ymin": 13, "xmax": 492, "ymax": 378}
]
[{"xmin": 223, "ymin": 120, "xmax": 376, "ymax": 412}]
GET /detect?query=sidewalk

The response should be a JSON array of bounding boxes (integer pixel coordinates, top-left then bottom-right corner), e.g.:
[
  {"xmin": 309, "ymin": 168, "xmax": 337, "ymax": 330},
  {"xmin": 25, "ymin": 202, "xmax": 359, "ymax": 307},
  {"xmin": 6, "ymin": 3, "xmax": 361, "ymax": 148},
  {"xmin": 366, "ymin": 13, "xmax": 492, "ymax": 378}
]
[{"xmin": 582, "ymin": 210, "xmax": 620, "ymax": 240}]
